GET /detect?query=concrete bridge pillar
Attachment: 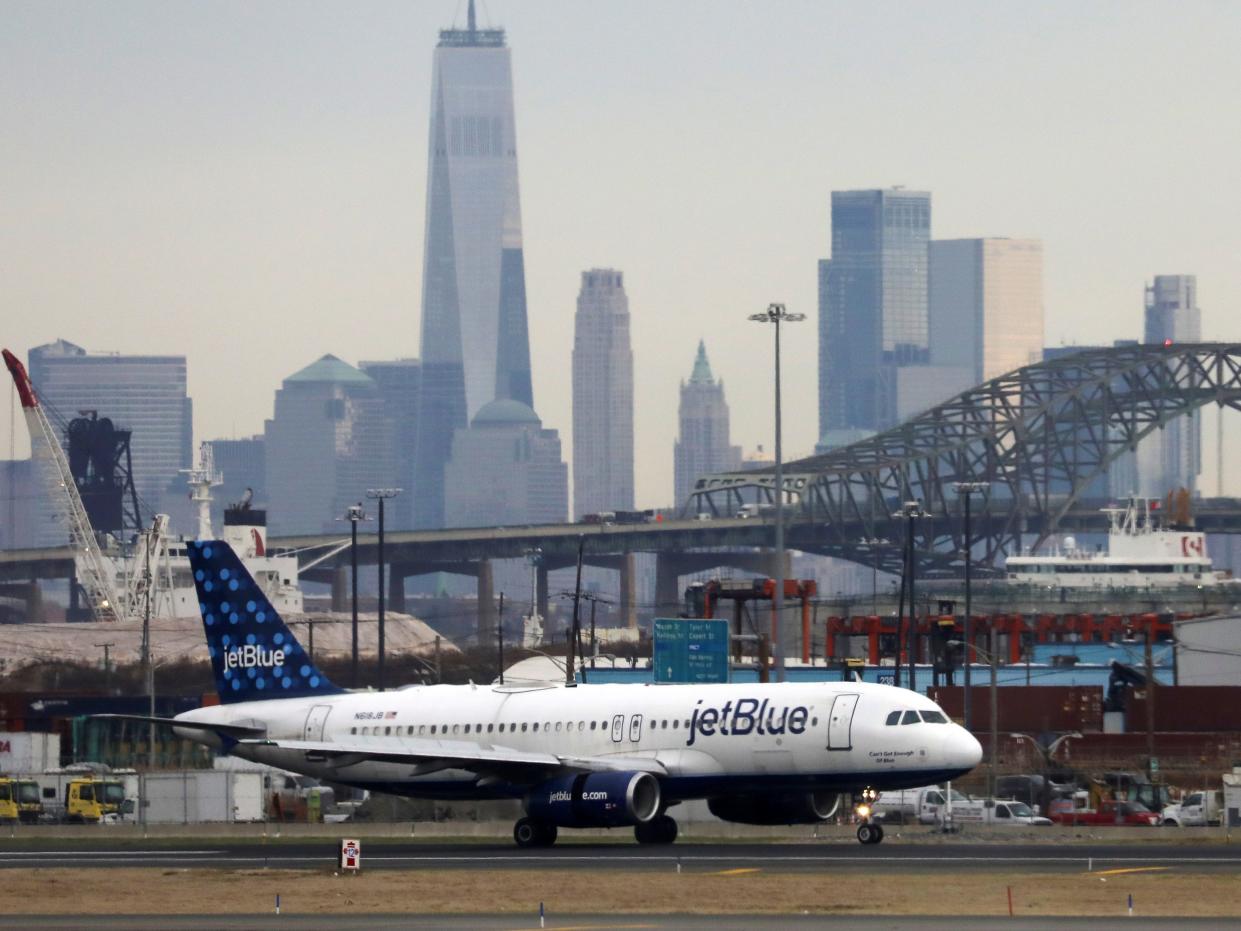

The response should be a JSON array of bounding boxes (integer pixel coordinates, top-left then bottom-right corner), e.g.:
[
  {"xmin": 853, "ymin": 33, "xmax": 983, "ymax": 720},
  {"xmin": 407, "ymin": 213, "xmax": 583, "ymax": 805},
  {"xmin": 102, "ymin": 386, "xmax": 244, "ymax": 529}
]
[
  {"xmin": 25, "ymin": 580, "xmax": 42, "ymax": 624},
  {"xmin": 477, "ymin": 559, "xmax": 496, "ymax": 644},
  {"xmin": 388, "ymin": 567, "xmax": 406, "ymax": 614},
  {"xmin": 620, "ymin": 553, "xmax": 637, "ymax": 629},
  {"xmin": 536, "ymin": 565, "xmax": 549, "ymax": 620},
  {"xmin": 330, "ymin": 565, "xmax": 348, "ymax": 613},
  {"xmin": 654, "ymin": 554, "xmax": 683, "ymax": 618}
]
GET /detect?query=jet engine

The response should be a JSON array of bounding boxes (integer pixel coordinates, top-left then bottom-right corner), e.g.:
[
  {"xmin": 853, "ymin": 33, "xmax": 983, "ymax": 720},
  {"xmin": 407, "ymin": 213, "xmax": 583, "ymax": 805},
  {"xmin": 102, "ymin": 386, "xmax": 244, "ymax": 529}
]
[
  {"xmin": 708, "ymin": 790, "xmax": 842, "ymax": 825},
  {"xmin": 525, "ymin": 771, "xmax": 661, "ymax": 828}
]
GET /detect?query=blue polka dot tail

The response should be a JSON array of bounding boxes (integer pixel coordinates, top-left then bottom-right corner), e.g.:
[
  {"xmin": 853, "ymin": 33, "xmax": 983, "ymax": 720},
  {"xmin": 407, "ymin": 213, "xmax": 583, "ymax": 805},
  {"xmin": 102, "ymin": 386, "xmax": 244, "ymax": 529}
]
[{"xmin": 187, "ymin": 540, "xmax": 344, "ymax": 704}]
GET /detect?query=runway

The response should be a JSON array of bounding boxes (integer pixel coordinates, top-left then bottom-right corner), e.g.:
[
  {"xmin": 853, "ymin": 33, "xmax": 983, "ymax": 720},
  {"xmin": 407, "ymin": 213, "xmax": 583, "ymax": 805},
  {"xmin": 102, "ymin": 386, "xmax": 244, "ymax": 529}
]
[
  {"xmin": 3, "ymin": 840, "xmax": 1240, "ymax": 872},
  {"xmin": 0, "ymin": 917, "xmax": 1237, "ymax": 931}
]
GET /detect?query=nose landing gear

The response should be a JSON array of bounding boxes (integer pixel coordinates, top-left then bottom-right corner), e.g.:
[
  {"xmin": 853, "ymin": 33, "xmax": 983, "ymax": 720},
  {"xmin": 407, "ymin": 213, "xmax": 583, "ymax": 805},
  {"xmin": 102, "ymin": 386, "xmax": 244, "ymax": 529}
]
[{"xmin": 854, "ymin": 786, "xmax": 883, "ymax": 845}]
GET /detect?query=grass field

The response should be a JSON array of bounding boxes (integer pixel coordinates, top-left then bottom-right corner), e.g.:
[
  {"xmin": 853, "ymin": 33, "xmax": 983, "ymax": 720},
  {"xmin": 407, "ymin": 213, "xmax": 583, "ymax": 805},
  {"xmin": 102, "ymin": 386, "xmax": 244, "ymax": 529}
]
[{"xmin": 2, "ymin": 867, "xmax": 1239, "ymax": 917}]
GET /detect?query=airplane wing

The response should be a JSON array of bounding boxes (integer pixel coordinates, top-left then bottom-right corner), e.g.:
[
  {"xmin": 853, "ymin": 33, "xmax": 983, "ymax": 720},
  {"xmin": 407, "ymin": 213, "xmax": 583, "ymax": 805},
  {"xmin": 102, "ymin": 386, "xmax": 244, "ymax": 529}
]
[
  {"xmin": 92, "ymin": 713, "xmax": 266, "ymax": 740},
  {"xmin": 240, "ymin": 736, "xmax": 668, "ymax": 783}
]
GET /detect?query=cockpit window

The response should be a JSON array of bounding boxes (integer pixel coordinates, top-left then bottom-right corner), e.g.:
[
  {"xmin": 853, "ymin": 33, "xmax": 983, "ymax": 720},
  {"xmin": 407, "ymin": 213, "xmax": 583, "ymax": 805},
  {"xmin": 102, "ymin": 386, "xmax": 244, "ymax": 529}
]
[
  {"xmin": 919, "ymin": 711, "xmax": 948, "ymax": 723},
  {"xmin": 900, "ymin": 710, "xmax": 920, "ymax": 725},
  {"xmin": 885, "ymin": 711, "xmax": 901, "ymax": 726}
]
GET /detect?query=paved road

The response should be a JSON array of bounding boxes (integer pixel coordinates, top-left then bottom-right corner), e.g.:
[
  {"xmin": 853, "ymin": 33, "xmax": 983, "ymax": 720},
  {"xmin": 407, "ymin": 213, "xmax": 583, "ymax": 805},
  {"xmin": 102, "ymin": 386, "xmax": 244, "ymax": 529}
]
[
  {"xmin": 0, "ymin": 917, "xmax": 1236, "ymax": 931},
  {"xmin": 3, "ymin": 840, "xmax": 1240, "ymax": 872}
]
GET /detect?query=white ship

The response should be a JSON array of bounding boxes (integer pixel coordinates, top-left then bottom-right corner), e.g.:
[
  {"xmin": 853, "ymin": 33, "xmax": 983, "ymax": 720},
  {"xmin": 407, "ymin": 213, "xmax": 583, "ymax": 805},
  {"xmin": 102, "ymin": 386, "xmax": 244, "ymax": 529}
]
[
  {"xmin": 103, "ymin": 444, "xmax": 305, "ymax": 620},
  {"xmin": 1006, "ymin": 497, "xmax": 1233, "ymax": 589}
]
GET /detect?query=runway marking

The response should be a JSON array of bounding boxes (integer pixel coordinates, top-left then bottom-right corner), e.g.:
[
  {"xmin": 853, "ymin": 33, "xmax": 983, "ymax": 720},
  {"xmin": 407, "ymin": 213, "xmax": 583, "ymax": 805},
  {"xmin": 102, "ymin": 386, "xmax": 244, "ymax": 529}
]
[
  {"xmin": 711, "ymin": 867, "xmax": 761, "ymax": 876},
  {"xmin": 0, "ymin": 854, "xmax": 220, "ymax": 859},
  {"xmin": 1091, "ymin": 866, "xmax": 1172, "ymax": 876},
  {"xmin": 503, "ymin": 925, "xmax": 657, "ymax": 930}
]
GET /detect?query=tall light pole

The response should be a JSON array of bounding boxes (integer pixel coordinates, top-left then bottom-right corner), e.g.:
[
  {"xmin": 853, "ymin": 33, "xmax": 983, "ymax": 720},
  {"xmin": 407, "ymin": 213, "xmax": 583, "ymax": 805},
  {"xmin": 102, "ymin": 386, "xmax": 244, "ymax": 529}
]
[
  {"xmin": 748, "ymin": 302, "xmax": 805, "ymax": 683},
  {"xmin": 950, "ymin": 638, "xmax": 1000, "ymax": 803},
  {"xmin": 952, "ymin": 481, "xmax": 990, "ymax": 730},
  {"xmin": 893, "ymin": 501, "xmax": 928, "ymax": 691},
  {"xmin": 339, "ymin": 503, "xmax": 368, "ymax": 689},
  {"xmin": 366, "ymin": 488, "xmax": 401, "ymax": 691}
]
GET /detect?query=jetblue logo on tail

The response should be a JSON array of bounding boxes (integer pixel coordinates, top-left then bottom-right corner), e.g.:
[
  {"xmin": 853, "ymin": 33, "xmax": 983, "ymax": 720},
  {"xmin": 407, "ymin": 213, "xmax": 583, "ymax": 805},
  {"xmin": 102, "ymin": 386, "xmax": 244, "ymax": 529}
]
[
  {"xmin": 224, "ymin": 644, "xmax": 286, "ymax": 673},
  {"xmin": 187, "ymin": 540, "xmax": 342, "ymax": 703}
]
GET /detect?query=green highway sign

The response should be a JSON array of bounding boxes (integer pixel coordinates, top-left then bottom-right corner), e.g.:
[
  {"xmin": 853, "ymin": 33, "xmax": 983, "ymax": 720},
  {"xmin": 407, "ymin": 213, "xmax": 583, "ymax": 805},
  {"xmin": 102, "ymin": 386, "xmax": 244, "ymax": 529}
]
[{"xmin": 652, "ymin": 618, "xmax": 730, "ymax": 684}]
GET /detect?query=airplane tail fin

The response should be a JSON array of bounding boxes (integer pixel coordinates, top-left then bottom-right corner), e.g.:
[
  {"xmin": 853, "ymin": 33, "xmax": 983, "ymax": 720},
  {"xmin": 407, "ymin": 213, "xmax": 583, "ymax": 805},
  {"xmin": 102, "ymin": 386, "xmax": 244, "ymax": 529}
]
[{"xmin": 187, "ymin": 539, "xmax": 344, "ymax": 704}]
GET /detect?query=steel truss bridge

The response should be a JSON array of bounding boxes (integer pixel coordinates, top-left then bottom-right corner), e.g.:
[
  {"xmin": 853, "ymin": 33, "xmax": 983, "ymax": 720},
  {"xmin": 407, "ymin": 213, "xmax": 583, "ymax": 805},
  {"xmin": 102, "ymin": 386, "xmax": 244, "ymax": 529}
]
[
  {"xmin": 688, "ymin": 343, "xmax": 1241, "ymax": 577},
  {"xmin": 5, "ymin": 345, "xmax": 1241, "ymax": 624}
]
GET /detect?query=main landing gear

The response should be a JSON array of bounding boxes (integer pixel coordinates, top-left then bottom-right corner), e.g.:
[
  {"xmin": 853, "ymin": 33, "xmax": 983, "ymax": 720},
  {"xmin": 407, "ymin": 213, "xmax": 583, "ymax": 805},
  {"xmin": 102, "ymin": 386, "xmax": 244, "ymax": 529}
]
[
  {"xmin": 634, "ymin": 814, "xmax": 678, "ymax": 845},
  {"xmin": 854, "ymin": 786, "xmax": 883, "ymax": 845},
  {"xmin": 513, "ymin": 817, "xmax": 558, "ymax": 848},
  {"xmin": 512, "ymin": 814, "xmax": 680, "ymax": 847}
]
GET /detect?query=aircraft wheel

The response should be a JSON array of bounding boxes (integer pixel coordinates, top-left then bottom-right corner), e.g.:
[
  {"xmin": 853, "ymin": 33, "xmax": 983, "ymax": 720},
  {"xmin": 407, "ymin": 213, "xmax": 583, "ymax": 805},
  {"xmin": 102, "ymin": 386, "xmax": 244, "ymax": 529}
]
[
  {"xmin": 514, "ymin": 817, "xmax": 556, "ymax": 848},
  {"xmin": 636, "ymin": 814, "xmax": 678, "ymax": 845},
  {"xmin": 857, "ymin": 822, "xmax": 883, "ymax": 845}
]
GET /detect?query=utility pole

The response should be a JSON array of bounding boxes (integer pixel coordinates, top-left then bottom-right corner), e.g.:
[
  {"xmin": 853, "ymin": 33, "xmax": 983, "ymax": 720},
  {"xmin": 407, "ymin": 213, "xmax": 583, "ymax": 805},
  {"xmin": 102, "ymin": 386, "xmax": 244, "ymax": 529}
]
[
  {"xmin": 953, "ymin": 481, "xmax": 990, "ymax": 730},
  {"xmin": 95, "ymin": 642, "xmax": 114, "ymax": 692},
  {"xmin": 340, "ymin": 503, "xmax": 367, "ymax": 688},
  {"xmin": 893, "ymin": 501, "xmax": 928, "ymax": 691},
  {"xmin": 1145, "ymin": 617, "xmax": 1157, "ymax": 780},
  {"xmin": 366, "ymin": 489, "xmax": 401, "ymax": 691},
  {"xmin": 497, "ymin": 592, "xmax": 505, "ymax": 685},
  {"xmin": 748, "ymin": 302, "xmax": 805, "ymax": 682},
  {"xmin": 568, "ymin": 537, "xmax": 584, "ymax": 687}
]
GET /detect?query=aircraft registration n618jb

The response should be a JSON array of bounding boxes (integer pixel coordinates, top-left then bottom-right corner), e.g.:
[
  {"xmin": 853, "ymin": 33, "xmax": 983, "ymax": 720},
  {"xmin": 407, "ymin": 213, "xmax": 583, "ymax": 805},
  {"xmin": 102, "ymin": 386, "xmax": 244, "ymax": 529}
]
[{"xmin": 99, "ymin": 540, "xmax": 982, "ymax": 846}]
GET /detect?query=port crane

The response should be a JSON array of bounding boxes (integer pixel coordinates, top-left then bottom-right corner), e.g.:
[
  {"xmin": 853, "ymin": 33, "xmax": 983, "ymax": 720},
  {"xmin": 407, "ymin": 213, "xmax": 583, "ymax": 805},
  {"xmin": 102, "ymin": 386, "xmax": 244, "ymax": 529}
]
[{"xmin": 3, "ymin": 349, "xmax": 125, "ymax": 622}]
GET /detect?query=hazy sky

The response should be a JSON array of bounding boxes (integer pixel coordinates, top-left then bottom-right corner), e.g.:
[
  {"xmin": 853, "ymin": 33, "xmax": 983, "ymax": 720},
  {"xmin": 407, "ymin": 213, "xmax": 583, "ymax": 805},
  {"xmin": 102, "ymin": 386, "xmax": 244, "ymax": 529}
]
[{"xmin": 4, "ymin": 1, "xmax": 1240, "ymax": 506}]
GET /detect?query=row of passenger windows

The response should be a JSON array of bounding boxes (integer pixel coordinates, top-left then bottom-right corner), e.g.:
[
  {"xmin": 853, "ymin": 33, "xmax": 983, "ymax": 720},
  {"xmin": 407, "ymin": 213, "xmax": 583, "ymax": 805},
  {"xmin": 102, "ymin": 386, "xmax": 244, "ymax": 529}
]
[
  {"xmin": 884, "ymin": 710, "xmax": 949, "ymax": 726},
  {"xmin": 350, "ymin": 719, "xmax": 688, "ymax": 738},
  {"xmin": 349, "ymin": 714, "xmax": 822, "ymax": 738}
]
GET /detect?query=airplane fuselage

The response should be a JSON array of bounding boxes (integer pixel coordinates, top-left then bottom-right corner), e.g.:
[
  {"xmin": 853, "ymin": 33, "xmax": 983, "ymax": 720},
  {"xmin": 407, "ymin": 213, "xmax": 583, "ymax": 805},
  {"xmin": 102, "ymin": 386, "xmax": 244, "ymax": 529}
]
[{"xmin": 177, "ymin": 679, "xmax": 980, "ymax": 801}]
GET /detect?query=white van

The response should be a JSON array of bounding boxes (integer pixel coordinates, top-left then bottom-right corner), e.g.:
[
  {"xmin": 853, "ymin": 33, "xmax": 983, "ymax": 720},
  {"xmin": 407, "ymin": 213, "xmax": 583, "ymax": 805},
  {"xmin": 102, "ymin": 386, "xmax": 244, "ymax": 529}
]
[{"xmin": 873, "ymin": 785, "xmax": 968, "ymax": 825}]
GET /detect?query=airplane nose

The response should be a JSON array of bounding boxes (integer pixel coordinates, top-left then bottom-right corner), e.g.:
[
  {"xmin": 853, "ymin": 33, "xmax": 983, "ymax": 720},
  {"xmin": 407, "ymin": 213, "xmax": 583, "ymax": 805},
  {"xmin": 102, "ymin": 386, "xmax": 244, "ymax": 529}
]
[{"xmin": 952, "ymin": 726, "xmax": 983, "ymax": 769}]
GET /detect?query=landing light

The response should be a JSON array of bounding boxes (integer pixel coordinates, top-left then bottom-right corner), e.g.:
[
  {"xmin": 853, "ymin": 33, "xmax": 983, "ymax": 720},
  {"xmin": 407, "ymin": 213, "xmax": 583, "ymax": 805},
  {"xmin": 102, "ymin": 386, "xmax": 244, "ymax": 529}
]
[{"xmin": 855, "ymin": 803, "xmax": 871, "ymax": 819}]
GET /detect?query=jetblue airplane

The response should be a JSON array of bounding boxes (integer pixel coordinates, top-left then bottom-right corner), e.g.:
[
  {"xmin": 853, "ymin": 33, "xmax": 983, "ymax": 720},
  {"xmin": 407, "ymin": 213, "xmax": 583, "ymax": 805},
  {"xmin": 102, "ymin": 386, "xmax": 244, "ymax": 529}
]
[{"xmin": 105, "ymin": 540, "xmax": 982, "ymax": 846}]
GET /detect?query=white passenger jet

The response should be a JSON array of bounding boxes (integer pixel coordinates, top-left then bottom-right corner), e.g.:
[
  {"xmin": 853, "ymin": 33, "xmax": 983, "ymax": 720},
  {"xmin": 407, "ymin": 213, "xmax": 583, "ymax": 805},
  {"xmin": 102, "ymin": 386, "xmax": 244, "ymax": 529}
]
[{"xmin": 104, "ymin": 540, "xmax": 982, "ymax": 846}]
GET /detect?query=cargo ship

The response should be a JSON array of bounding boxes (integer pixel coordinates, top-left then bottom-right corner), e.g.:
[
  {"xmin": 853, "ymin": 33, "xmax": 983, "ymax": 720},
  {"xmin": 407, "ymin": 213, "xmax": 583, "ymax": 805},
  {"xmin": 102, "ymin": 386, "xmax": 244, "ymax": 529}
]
[{"xmin": 1005, "ymin": 497, "xmax": 1233, "ymax": 589}]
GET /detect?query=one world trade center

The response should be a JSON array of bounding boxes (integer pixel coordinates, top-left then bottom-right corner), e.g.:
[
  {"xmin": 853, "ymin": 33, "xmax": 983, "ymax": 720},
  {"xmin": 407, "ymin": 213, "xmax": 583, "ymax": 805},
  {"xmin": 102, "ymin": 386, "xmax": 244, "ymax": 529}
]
[{"xmin": 413, "ymin": 2, "xmax": 533, "ymax": 528}]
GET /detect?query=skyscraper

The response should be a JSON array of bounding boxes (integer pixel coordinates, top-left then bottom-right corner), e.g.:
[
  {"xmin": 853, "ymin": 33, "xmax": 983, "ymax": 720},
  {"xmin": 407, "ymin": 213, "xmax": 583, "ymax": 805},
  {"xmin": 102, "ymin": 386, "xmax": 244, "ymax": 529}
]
[
  {"xmin": 359, "ymin": 358, "xmax": 421, "ymax": 530},
  {"xmin": 26, "ymin": 339, "xmax": 192, "ymax": 544},
  {"xmin": 264, "ymin": 355, "xmax": 394, "ymax": 535},
  {"xmin": 929, "ymin": 238, "xmax": 1044, "ymax": 383},
  {"xmin": 444, "ymin": 400, "xmax": 568, "ymax": 528},
  {"xmin": 413, "ymin": 1, "xmax": 532, "ymax": 529},
  {"xmin": 1140, "ymin": 275, "xmax": 1201, "ymax": 495},
  {"xmin": 818, "ymin": 189, "xmax": 931, "ymax": 448},
  {"xmin": 572, "ymin": 269, "xmax": 634, "ymax": 518},
  {"xmin": 674, "ymin": 342, "xmax": 741, "ymax": 506}
]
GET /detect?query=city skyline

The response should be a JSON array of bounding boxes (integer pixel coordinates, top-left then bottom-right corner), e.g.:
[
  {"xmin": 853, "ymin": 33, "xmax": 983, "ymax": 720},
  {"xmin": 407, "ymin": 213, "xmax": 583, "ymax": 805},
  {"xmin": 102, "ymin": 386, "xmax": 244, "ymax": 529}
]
[{"xmin": 3, "ymin": 2, "xmax": 1240, "ymax": 507}]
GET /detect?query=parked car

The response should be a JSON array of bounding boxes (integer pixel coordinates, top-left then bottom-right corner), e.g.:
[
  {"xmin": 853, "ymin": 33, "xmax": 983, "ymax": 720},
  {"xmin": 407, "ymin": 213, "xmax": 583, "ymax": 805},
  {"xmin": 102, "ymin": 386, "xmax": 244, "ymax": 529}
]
[{"xmin": 1049, "ymin": 799, "xmax": 1159, "ymax": 826}]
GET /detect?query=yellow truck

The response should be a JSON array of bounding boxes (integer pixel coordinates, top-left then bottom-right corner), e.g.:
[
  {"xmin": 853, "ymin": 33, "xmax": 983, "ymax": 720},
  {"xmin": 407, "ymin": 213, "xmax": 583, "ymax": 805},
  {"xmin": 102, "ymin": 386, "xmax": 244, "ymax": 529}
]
[
  {"xmin": 0, "ymin": 777, "xmax": 42, "ymax": 823},
  {"xmin": 62, "ymin": 777, "xmax": 129, "ymax": 823}
]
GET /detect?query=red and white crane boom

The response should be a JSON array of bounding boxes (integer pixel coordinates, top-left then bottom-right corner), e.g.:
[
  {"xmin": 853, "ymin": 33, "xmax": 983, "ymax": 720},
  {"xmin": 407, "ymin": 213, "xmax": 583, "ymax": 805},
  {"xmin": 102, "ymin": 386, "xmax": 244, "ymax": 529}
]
[{"xmin": 3, "ymin": 348, "xmax": 124, "ymax": 622}]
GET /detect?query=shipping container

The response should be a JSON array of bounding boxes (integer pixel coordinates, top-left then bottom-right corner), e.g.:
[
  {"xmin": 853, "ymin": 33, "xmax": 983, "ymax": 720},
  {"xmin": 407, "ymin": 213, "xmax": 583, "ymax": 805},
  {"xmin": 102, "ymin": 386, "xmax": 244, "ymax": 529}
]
[
  {"xmin": 142, "ymin": 771, "xmax": 265, "ymax": 823},
  {"xmin": 0, "ymin": 732, "xmax": 60, "ymax": 772}
]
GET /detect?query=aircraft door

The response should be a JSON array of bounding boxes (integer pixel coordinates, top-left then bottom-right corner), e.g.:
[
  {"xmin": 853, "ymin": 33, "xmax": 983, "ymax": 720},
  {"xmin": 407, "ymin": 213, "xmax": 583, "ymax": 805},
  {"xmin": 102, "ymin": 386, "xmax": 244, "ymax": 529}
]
[
  {"xmin": 611, "ymin": 714, "xmax": 625, "ymax": 743},
  {"xmin": 303, "ymin": 704, "xmax": 332, "ymax": 742},
  {"xmin": 827, "ymin": 693, "xmax": 859, "ymax": 751},
  {"xmin": 628, "ymin": 714, "xmax": 643, "ymax": 742}
]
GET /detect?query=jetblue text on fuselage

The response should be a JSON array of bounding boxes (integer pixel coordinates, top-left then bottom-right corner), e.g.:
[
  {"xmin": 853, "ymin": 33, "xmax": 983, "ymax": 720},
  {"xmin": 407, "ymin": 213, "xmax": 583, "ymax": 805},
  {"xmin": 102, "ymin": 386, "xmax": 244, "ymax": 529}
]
[
  {"xmin": 223, "ymin": 644, "xmax": 285, "ymax": 673},
  {"xmin": 686, "ymin": 698, "xmax": 809, "ymax": 747}
]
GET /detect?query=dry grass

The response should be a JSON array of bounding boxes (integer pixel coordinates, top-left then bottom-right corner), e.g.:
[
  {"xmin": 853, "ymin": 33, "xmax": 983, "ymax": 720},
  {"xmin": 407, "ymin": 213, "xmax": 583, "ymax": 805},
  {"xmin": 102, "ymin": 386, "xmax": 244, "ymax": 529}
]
[{"xmin": 1, "ymin": 868, "xmax": 1240, "ymax": 916}]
